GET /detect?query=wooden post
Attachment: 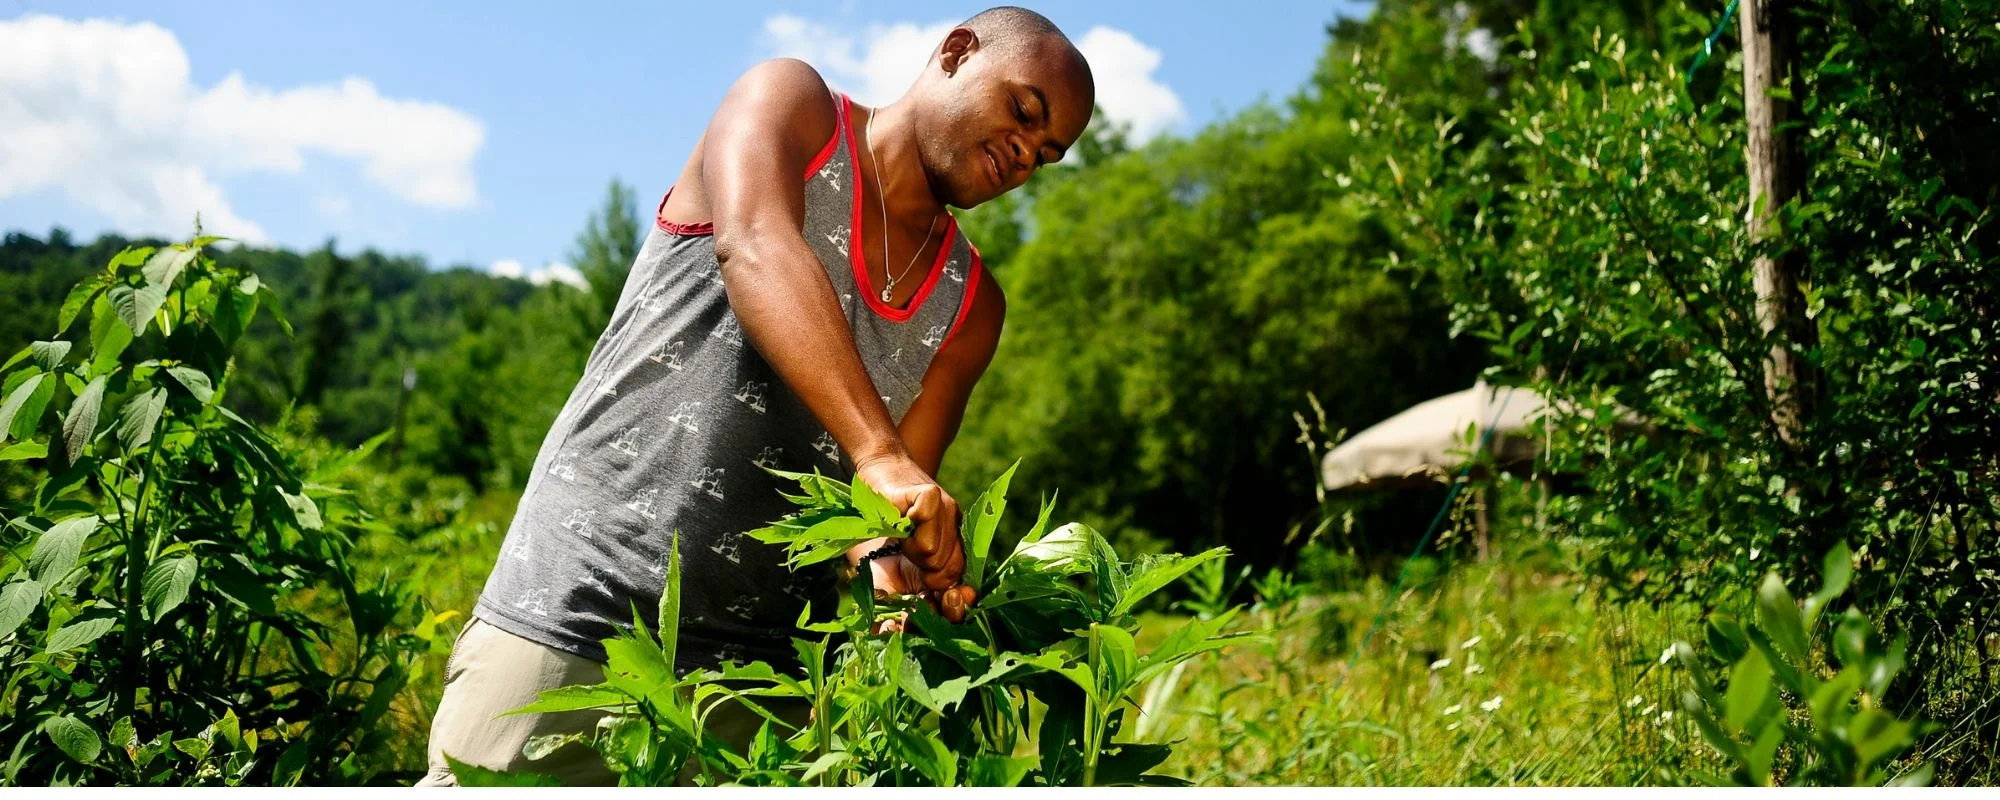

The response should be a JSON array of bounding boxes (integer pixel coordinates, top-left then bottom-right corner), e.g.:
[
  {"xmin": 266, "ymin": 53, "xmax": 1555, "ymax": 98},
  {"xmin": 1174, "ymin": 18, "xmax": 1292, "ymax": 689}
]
[{"xmin": 1740, "ymin": 0, "xmax": 1815, "ymax": 442}]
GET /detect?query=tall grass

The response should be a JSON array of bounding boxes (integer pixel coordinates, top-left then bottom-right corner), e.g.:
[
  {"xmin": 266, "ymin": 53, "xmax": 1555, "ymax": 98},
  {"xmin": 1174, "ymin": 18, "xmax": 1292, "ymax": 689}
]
[{"xmin": 1134, "ymin": 538, "xmax": 1716, "ymax": 785}]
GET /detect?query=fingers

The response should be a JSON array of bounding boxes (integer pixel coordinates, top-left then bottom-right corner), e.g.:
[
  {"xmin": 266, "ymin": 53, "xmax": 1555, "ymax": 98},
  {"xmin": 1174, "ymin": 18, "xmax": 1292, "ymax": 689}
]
[
  {"xmin": 940, "ymin": 584, "xmax": 977, "ymax": 624},
  {"xmin": 902, "ymin": 487, "xmax": 965, "ymax": 592},
  {"xmin": 871, "ymin": 612, "xmax": 908, "ymax": 636}
]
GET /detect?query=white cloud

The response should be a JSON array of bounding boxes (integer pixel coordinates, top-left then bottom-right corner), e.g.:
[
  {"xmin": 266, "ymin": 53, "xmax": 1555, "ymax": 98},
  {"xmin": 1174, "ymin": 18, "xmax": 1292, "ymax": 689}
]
[
  {"xmin": 1073, "ymin": 26, "xmax": 1185, "ymax": 143},
  {"xmin": 0, "ymin": 14, "xmax": 484, "ymax": 243},
  {"xmin": 759, "ymin": 15, "xmax": 1185, "ymax": 143},
  {"xmin": 490, "ymin": 258, "xmax": 588, "ymax": 290}
]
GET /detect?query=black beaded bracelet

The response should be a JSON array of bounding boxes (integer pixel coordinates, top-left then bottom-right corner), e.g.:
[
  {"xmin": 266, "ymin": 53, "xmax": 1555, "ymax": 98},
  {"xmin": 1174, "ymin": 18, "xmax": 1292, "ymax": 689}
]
[{"xmin": 856, "ymin": 542, "xmax": 903, "ymax": 566}]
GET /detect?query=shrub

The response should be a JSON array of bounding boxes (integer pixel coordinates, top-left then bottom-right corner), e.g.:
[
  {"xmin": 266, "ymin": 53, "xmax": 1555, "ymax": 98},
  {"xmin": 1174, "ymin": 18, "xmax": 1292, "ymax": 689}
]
[{"xmin": 0, "ymin": 227, "xmax": 422, "ymax": 785}]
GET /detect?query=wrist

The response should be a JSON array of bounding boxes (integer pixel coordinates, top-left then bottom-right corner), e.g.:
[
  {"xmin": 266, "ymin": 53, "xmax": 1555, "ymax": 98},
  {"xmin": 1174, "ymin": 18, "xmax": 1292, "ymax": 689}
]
[{"xmin": 850, "ymin": 437, "xmax": 911, "ymax": 474}]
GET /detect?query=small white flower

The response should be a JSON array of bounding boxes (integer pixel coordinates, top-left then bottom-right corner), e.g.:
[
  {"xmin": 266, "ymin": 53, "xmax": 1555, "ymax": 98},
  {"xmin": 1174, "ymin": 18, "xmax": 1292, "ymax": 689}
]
[
  {"xmin": 1640, "ymin": 703, "xmax": 1657, "ymax": 717},
  {"xmin": 1464, "ymin": 663, "xmax": 1485, "ymax": 675},
  {"xmin": 1461, "ymin": 635, "xmax": 1483, "ymax": 650},
  {"xmin": 1657, "ymin": 710, "xmax": 1674, "ymax": 724},
  {"xmin": 1626, "ymin": 694, "xmax": 1644, "ymax": 708},
  {"xmin": 1749, "ymin": 547, "xmax": 1762, "ymax": 561},
  {"xmin": 1443, "ymin": 703, "xmax": 1463, "ymax": 716},
  {"xmin": 1429, "ymin": 658, "xmax": 1453, "ymax": 671},
  {"xmin": 1480, "ymin": 695, "xmax": 1504, "ymax": 712},
  {"xmin": 1446, "ymin": 721, "xmax": 1462, "ymax": 732},
  {"xmin": 1660, "ymin": 645, "xmax": 1677, "ymax": 665}
]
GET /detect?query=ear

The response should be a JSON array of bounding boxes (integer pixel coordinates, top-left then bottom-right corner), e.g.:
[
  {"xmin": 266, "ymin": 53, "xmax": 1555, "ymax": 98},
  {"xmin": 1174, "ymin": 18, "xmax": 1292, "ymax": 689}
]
[{"xmin": 938, "ymin": 27, "xmax": 979, "ymax": 76}]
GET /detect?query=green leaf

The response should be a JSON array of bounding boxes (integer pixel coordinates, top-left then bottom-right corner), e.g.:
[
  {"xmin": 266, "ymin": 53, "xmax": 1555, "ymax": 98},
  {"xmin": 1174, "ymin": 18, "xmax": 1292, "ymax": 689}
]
[
  {"xmin": 800, "ymin": 750, "xmax": 854, "ymax": 782},
  {"xmin": 1092, "ymin": 623, "xmax": 1140, "ymax": 697},
  {"xmin": 849, "ymin": 476, "xmax": 901, "ymax": 525},
  {"xmin": 659, "ymin": 531, "xmax": 681, "ymax": 671},
  {"xmin": 115, "ymin": 248, "xmax": 195, "ymax": 337},
  {"xmin": 1090, "ymin": 743, "xmax": 1178, "ymax": 786},
  {"xmin": 88, "ymin": 295, "xmax": 134, "ymax": 376},
  {"xmin": 521, "ymin": 733, "xmax": 584, "ymax": 763},
  {"xmin": 961, "ymin": 460, "xmax": 1019, "ymax": 591},
  {"xmin": 142, "ymin": 555, "xmax": 198, "ymax": 620},
  {"xmin": 603, "ymin": 635, "xmax": 674, "ymax": 689},
  {"xmin": 63, "ymin": 375, "xmax": 106, "ymax": 464},
  {"xmin": 45, "ymin": 616, "xmax": 117, "ymax": 654},
  {"xmin": 56, "ymin": 274, "xmax": 111, "ymax": 335},
  {"xmin": 0, "ymin": 374, "xmax": 50, "ymax": 442},
  {"xmin": 108, "ymin": 245, "xmax": 154, "ymax": 272},
  {"xmin": 1724, "ymin": 647, "xmax": 1774, "ymax": 733},
  {"xmin": 887, "ymin": 726, "xmax": 957, "ymax": 785},
  {"xmin": 28, "ymin": 341, "xmax": 72, "ymax": 371},
  {"xmin": 29, "ymin": 516, "xmax": 99, "ymax": 584},
  {"xmin": 852, "ymin": 548, "xmax": 877, "ymax": 625},
  {"xmin": 1810, "ymin": 667, "xmax": 1863, "ymax": 724},
  {"xmin": 1744, "ymin": 718, "xmax": 1780, "ymax": 785},
  {"xmin": 258, "ymin": 283, "xmax": 294, "ymax": 337},
  {"xmin": 1850, "ymin": 708, "xmax": 1915, "ymax": 770},
  {"xmin": 1833, "ymin": 608, "xmax": 1869, "ymax": 667},
  {"xmin": 0, "ymin": 440, "xmax": 47, "ymax": 461},
  {"xmin": 164, "ymin": 367, "xmax": 214, "ymax": 404},
  {"xmin": 503, "ymin": 685, "xmax": 632, "ymax": 716},
  {"xmin": 44, "ymin": 716, "xmax": 102, "ymax": 764},
  {"xmin": 0, "ymin": 580, "xmax": 43, "ymax": 640},
  {"xmin": 1755, "ymin": 572, "xmax": 1808, "ymax": 665},
  {"xmin": 107, "ymin": 284, "xmax": 148, "ymax": 338},
  {"xmin": 968, "ymin": 754, "xmax": 1037, "ymax": 787},
  {"xmin": 1705, "ymin": 614, "xmax": 1750, "ymax": 665},
  {"xmin": 141, "ymin": 247, "xmax": 196, "ymax": 295},
  {"xmin": 1133, "ymin": 609, "xmax": 1245, "ymax": 687},
  {"xmin": 1110, "ymin": 547, "xmax": 1228, "ymax": 618},
  {"xmin": 277, "ymin": 486, "xmax": 322, "ymax": 531},
  {"xmin": 115, "ymin": 388, "xmax": 168, "ymax": 452},
  {"xmin": 174, "ymin": 737, "xmax": 211, "ymax": 761},
  {"xmin": 1806, "ymin": 541, "xmax": 1853, "ymax": 625}
]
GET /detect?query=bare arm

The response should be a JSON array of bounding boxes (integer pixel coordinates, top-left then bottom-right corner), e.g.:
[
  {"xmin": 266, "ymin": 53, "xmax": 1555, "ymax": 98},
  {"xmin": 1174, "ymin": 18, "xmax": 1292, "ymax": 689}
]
[
  {"xmin": 699, "ymin": 60, "xmax": 968, "ymax": 609},
  {"xmin": 900, "ymin": 266, "xmax": 1006, "ymax": 476},
  {"xmin": 703, "ymin": 60, "xmax": 904, "ymax": 470},
  {"xmin": 847, "ymin": 266, "xmax": 1005, "ymax": 627}
]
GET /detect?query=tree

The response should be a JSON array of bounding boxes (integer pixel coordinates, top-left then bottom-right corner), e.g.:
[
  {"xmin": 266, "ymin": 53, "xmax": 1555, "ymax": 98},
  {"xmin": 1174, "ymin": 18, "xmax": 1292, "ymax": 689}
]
[{"xmin": 571, "ymin": 179, "xmax": 643, "ymax": 329}]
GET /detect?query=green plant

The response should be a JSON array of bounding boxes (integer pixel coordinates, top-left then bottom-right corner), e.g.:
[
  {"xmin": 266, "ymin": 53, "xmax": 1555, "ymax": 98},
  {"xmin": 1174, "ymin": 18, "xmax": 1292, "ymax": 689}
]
[
  {"xmin": 1673, "ymin": 542, "xmax": 1930, "ymax": 786},
  {"xmin": 0, "ymin": 226, "xmax": 421, "ymax": 785},
  {"xmin": 468, "ymin": 462, "xmax": 1252, "ymax": 786}
]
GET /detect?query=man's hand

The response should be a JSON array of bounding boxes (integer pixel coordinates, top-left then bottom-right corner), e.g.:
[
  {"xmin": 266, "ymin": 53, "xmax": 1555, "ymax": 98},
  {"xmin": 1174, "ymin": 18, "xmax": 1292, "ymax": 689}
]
[
  {"xmin": 857, "ymin": 549, "xmax": 978, "ymax": 626},
  {"xmin": 849, "ymin": 455, "xmax": 978, "ymax": 622}
]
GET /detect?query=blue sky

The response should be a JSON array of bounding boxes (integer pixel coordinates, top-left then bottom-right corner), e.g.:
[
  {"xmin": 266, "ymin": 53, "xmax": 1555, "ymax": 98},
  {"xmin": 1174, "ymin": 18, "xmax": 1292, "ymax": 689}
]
[{"xmin": 1, "ymin": 1, "xmax": 1367, "ymax": 280}]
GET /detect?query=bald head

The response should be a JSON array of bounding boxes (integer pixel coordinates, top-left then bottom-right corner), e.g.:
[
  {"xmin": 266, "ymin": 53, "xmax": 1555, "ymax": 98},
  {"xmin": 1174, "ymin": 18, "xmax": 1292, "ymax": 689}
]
[
  {"xmin": 906, "ymin": 6, "xmax": 1097, "ymax": 208},
  {"xmin": 956, "ymin": 7, "xmax": 1095, "ymax": 102}
]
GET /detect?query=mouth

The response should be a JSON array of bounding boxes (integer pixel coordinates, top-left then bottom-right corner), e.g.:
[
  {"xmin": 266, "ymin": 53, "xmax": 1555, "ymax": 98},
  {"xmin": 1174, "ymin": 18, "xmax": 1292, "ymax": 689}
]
[{"xmin": 983, "ymin": 146, "xmax": 1002, "ymax": 189}]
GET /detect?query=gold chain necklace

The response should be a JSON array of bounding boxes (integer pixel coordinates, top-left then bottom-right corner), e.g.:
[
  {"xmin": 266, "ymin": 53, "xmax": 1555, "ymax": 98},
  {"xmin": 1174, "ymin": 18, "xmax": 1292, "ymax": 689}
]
[{"xmin": 865, "ymin": 108, "xmax": 939, "ymax": 305}]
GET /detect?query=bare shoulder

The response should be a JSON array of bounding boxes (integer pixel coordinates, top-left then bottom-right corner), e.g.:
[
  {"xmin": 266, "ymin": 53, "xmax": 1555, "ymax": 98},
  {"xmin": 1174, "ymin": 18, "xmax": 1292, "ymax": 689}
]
[{"xmin": 715, "ymin": 58, "xmax": 839, "ymax": 151}]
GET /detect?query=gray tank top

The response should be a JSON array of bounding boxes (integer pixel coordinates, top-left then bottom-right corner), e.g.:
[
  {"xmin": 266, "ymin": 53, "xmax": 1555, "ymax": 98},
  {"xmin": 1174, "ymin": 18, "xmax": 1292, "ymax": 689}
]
[{"xmin": 473, "ymin": 92, "xmax": 985, "ymax": 668}]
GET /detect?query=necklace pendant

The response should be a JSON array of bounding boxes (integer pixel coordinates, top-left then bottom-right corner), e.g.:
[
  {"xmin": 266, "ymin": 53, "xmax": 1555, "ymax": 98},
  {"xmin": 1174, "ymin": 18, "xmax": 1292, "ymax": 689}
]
[{"xmin": 879, "ymin": 286, "xmax": 894, "ymax": 304}]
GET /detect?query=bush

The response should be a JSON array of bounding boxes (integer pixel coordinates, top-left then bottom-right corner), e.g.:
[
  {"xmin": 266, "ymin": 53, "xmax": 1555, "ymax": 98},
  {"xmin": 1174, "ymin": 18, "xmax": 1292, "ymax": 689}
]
[
  {"xmin": 458, "ymin": 464, "xmax": 1253, "ymax": 787},
  {"xmin": 0, "ymin": 228, "xmax": 422, "ymax": 785}
]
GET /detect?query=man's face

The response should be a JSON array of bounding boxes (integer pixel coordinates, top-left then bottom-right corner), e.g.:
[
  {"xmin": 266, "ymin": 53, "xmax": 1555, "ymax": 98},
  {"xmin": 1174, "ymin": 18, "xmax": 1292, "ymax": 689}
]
[{"xmin": 916, "ymin": 31, "xmax": 1094, "ymax": 209}]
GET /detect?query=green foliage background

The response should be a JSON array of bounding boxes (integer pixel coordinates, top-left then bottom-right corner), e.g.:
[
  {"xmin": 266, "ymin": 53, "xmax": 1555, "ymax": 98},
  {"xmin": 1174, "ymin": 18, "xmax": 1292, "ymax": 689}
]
[{"xmin": 2, "ymin": 0, "xmax": 1994, "ymax": 785}]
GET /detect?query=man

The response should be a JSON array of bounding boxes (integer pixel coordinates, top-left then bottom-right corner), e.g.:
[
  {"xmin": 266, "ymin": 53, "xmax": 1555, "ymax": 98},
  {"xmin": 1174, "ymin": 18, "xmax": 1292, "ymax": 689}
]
[{"xmin": 418, "ymin": 6, "xmax": 1095, "ymax": 786}]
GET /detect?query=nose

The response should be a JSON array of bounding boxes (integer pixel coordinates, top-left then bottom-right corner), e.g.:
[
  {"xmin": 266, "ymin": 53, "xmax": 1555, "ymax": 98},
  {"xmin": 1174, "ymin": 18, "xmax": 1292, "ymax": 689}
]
[{"xmin": 1005, "ymin": 133, "xmax": 1035, "ymax": 175}]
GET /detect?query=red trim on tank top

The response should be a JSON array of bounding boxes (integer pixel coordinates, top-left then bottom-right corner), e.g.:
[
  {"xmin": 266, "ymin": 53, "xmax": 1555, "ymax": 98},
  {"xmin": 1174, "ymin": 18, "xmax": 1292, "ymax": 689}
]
[
  {"xmin": 655, "ymin": 187, "xmax": 715, "ymax": 236},
  {"xmin": 653, "ymin": 95, "xmax": 844, "ymax": 237},
  {"xmin": 843, "ymin": 93, "xmax": 954, "ymax": 323},
  {"xmin": 938, "ymin": 246, "xmax": 984, "ymax": 352}
]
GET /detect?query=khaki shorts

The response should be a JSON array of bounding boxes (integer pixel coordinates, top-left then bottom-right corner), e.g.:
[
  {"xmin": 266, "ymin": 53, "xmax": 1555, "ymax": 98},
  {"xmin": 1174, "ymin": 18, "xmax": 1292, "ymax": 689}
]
[{"xmin": 415, "ymin": 616, "xmax": 806, "ymax": 787}]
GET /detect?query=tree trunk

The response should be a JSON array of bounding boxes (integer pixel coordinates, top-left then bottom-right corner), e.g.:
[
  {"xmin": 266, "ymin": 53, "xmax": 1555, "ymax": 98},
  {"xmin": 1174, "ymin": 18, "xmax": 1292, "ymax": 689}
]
[{"xmin": 1740, "ymin": 0, "xmax": 1816, "ymax": 442}]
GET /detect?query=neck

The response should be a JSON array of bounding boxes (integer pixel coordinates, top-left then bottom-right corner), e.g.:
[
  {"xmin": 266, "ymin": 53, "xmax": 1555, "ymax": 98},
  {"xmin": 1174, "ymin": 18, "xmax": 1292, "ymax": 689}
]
[{"xmin": 865, "ymin": 101, "xmax": 946, "ymax": 223}]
